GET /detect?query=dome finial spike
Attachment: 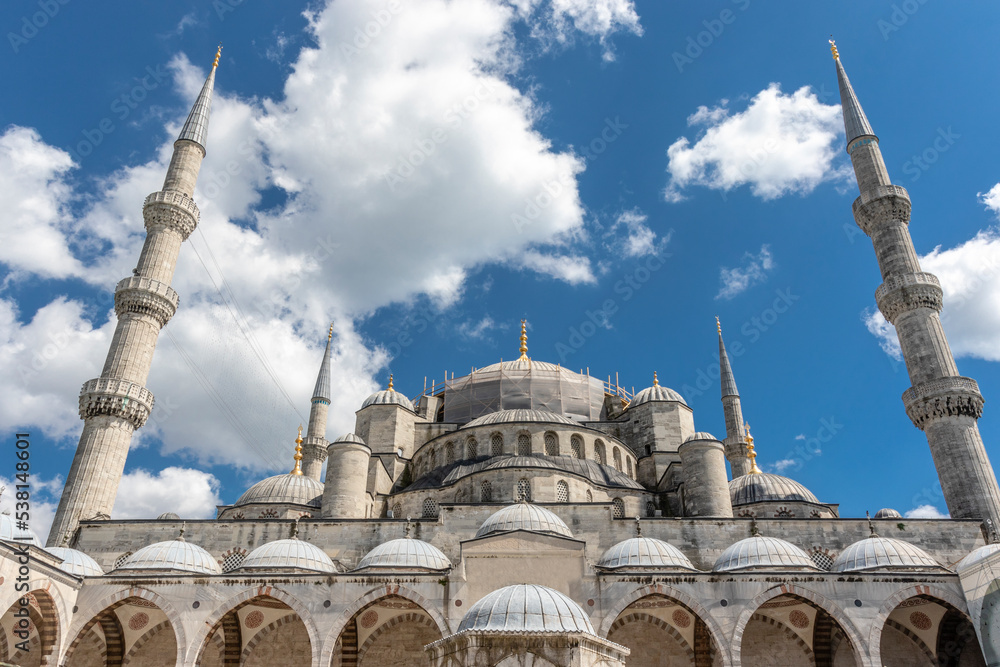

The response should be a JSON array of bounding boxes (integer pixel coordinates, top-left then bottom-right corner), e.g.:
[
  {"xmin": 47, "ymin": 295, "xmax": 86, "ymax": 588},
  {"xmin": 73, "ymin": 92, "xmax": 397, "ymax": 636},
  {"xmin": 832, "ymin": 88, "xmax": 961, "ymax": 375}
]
[
  {"xmin": 829, "ymin": 36, "xmax": 839, "ymax": 60},
  {"xmin": 716, "ymin": 316, "xmax": 722, "ymax": 334},
  {"xmin": 328, "ymin": 322, "xmax": 334, "ymax": 341},
  {"xmin": 212, "ymin": 43, "xmax": 223, "ymax": 69},
  {"xmin": 291, "ymin": 425, "xmax": 304, "ymax": 475},
  {"xmin": 387, "ymin": 374, "xmax": 395, "ymax": 391},
  {"xmin": 519, "ymin": 320, "xmax": 528, "ymax": 360},
  {"xmin": 652, "ymin": 371, "xmax": 659, "ymax": 387},
  {"xmin": 635, "ymin": 515, "xmax": 641, "ymax": 537},
  {"xmin": 867, "ymin": 510, "xmax": 878, "ymax": 538},
  {"xmin": 745, "ymin": 424, "xmax": 762, "ymax": 475}
]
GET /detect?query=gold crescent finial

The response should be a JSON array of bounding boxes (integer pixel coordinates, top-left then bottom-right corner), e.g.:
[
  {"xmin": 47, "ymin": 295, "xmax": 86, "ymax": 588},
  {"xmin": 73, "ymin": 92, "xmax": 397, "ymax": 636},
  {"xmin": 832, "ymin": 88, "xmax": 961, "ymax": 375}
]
[
  {"xmin": 829, "ymin": 37, "xmax": 839, "ymax": 61},
  {"xmin": 745, "ymin": 423, "xmax": 762, "ymax": 475},
  {"xmin": 519, "ymin": 320, "xmax": 528, "ymax": 360},
  {"xmin": 716, "ymin": 316, "xmax": 722, "ymax": 334},
  {"xmin": 212, "ymin": 43, "xmax": 223, "ymax": 69},
  {"xmin": 653, "ymin": 371, "xmax": 659, "ymax": 387},
  {"xmin": 291, "ymin": 425, "xmax": 304, "ymax": 475},
  {"xmin": 328, "ymin": 323, "xmax": 334, "ymax": 341},
  {"xmin": 387, "ymin": 374, "xmax": 395, "ymax": 391}
]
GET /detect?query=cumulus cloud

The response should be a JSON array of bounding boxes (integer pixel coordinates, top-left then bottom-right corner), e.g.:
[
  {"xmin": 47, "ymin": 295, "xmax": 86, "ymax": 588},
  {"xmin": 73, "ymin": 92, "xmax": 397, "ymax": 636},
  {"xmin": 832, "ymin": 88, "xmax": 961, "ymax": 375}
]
[
  {"xmin": 716, "ymin": 245, "xmax": 774, "ymax": 300},
  {"xmin": 510, "ymin": 0, "xmax": 642, "ymax": 61},
  {"xmin": 518, "ymin": 250, "xmax": 596, "ymax": 284},
  {"xmin": 979, "ymin": 183, "xmax": 1000, "ymax": 218},
  {"xmin": 664, "ymin": 84, "xmax": 850, "ymax": 202},
  {"xmin": 905, "ymin": 504, "xmax": 949, "ymax": 519},
  {"xmin": 602, "ymin": 208, "xmax": 665, "ymax": 258},
  {"xmin": 0, "ymin": 474, "xmax": 61, "ymax": 544},
  {"xmin": 457, "ymin": 316, "xmax": 498, "ymax": 340},
  {"xmin": 112, "ymin": 467, "xmax": 223, "ymax": 519}
]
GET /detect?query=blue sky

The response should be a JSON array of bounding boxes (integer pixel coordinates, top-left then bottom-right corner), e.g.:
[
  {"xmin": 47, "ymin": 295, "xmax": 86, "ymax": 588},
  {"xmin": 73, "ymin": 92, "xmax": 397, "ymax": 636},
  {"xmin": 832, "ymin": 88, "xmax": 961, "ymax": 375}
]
[{"xmin": 3, "ymin": 0, "xmax": 1000, "ymax": 538}]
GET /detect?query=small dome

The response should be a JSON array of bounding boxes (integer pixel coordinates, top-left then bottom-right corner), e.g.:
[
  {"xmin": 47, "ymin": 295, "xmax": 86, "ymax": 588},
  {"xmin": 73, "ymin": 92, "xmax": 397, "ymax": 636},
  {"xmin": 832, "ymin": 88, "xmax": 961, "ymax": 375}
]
[
  {"xmin": 832, "ymin": 536, "xmax": 944, "ymax": 572},
  {"xmin": 729, "ymin": 473, "xmax": 820, "ymax": 505},
  {"xmin": 464, "ymin": 409, "xmax": 576, "ymax": 428},
  {"xmin": 629, "ymin": 384, "xmax": 687, "ymax": 408},
  {"xmin": 116, "ymin": 540, "xmax": 221, "ymax": 575},
  {"xmin": 0, "ymin": 514, "xmax": 41, "ymax": 546},
  {"xmin": 459, "ymin": 584, "xmax": 594, "ymax": 634},
  {"xmin": 235, "ymin": 473, "xmax": 323, "ymax": 508},
  {"xmin": 157, "ymin": 512, "xmax": 180, "ymax": 520},
  {"xmin": 874, "ymin": 508, "xmax": 902, "ymax": 519},
  {"xmin": 356, "ymin": 538, "xmax": 451, "ymax": 571},
  {"xmin": 714, "ymin": 536, "xmax": 816, "ymax": 572},
  {"xmin": 956, "ymin": 543, "xmax": 1000, "ymax": 570},
  {"xmin": 361, "ymin": 388, "xmax": 415, "ymax": 411},
  {"xmin": 46, "ymin": 547, "xmax": 104, "ymax": 577},
  {"xmin": 597, "ymin": 537, "xmax": 697, "ymax": 571},
  {"xmin": 242, "ymin": 539, "xmax": 337, "ymax": 573},
  {"xmin": 476, "ymin": 503, "xmax": 573, "ymax": 539},
  {"xmin": 333, "ymin": 433, "xmax": 366, "ymax": 445},
  {"xmin": 683, "ymin": 432, "xmax": 718, "ymax": 443}
]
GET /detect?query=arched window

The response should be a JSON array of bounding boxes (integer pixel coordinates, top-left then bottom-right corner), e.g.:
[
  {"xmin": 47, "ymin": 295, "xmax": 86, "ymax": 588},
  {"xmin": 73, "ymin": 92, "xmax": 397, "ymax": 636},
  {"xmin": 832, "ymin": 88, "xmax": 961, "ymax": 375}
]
[
  {"xmin": 445, "ymin": 442, "xmax": 455, "ymax": 464},
  {"xmin": 611, "ymin": 497, "xmax": 625, "ymax": 519},
  {"xmin": 480, "ymin": 480, "xmax": 493, "ymax": 502},
  {"xmin": 491, "ymin": 433, "xmax": 504, "ymax": 456},
  {"xmin": 627, "ymin": 459, "xmax": 633, "ymax": 478},
  {"xmin": 516, "ymin": 478, "xmax": 531, "ymax": 502},
  {"xmin": 544, "ymin": 432, "xmax": 558, "ymax": 456},
  {"xmin": 392, "ymin": 503, "xmax": 402, "ymax": 518},
  {"xmin": 113, "ymin": 552, "xmax": 133, "ymax": 570},
  {"xmin": 645, "ymin": 500, "xmax": 656, "ymax": 517},
  {"xmin": 595, "ymin": 440, "xmax": 606, "ymax": 465},
  {"xmin": 556, "ymin": 481, "xmax": 569, "ymax": 503},
  {"xmin": 466, "ymin": 437, "xmax": 478, "ymax": 459},
  {"xmin": 220, "ymin": 549, "xmax": 247, "ymax": 573},
  {"xmin": 422, "ymin": 498, "xmax": 438, "ymax": 518},
  {"xmin": 586, "ymin": 490, "xmax": 593, "ymax": 503},
  {"xmin": 516, "ymin": 432, "xmax": 531, "ymax": 456},
  {"xmin": 571, "ymin": 435, "xmax": 584, "ymax": 459},
  {"xmin": 612, "ymin": 447, "xmax": 622, "ymax": 471}
]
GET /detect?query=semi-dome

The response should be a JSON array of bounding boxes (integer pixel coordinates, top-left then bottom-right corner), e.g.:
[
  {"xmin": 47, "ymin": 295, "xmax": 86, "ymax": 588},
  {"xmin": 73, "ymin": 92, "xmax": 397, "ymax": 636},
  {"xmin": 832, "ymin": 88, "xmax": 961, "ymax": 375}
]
[
  {"xmin": 683, "ymin": 432, "xmax": 718, "ymax": 443},
  {"xmin": 464, "ymin": 409, "xmax": 576, "ymax": 428},
  {"xmin": 235, "ymin": 473, "xmax": 323, "ymax": 508},
  {"xmin": 356, "ymin": 537, "xmax": 451, "ymax": 571},
  {"xmin": 597, "ymin": 537, "xmax": 697, "ymax": 571},
  {"xmin": 729, "ymin": 473, "xmax": 820, "ymax": 505},
  {"xmin": 333, "ymin": 433, "xmax": 366, "ymax": 445},
  {"xmin": 458, "ymin": 584, "xmax": 594, "ymax": 634},
  {"xmin": 832, "ymin": 536, "xmax": 944, "ymax": 572},
  {"xmin": 956, "ymin": 543, "xmax": 1000, "ymax": 570},
  {"xmin": 714, "ymin": 536, "xmax": 816, "ymax": 572},
  {"xmin": 874, "ymin": 508, "xmax": 902, "ymax": 519},
  {"xmin": 361, "ymin": 387, "xmax": 415, "ymax": 411},
  {"xmin": 116, "ymin": 540, "xmax": 221, "ymax": 575},
  {"xmin": 46, "ymin": 547, "xmax": 104, "ymax": 576},
  {"xmin": 0, "ymin": 514, "xmax": 41, "ymax": 546},
  {"xmin": 476, "ymin": 503, "xmax": 573, "ymax": 539},
  {"xmin": 242, "ymin": 538, "xmax": 337, "ymax": 573},
  {"xmin": 629, "ymin": 383, "xmax": 687, "ymax": 407}
]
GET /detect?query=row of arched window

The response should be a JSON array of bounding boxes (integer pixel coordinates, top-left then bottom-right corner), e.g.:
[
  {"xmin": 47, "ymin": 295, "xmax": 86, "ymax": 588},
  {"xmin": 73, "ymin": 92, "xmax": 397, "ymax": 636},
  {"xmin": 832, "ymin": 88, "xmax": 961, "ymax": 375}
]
[{"xmin": 400, "ymin": 483, "xmax": 633, "ymax": 518}]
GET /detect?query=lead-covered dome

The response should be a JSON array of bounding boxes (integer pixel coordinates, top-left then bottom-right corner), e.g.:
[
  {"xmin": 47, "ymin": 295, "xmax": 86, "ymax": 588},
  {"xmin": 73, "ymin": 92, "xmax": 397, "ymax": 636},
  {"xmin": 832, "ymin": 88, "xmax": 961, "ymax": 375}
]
[
  {"xmin": 832, "ymin": 536, "xmax": 944, "ymax": 572},
  {"xmin": 729, "ymin": 473, "xmax": 819, "ymax": 505},
  {"xmin": 956, "ymin": 543, "xmax": 1000, "ymax": 570},
  {"xmin": 115, "ymin": 540, "xmax": 221, "ymax": 575},
  {"xmin": 874, "ymin": 508, "xmax": 902, "ymax": 519},
  {"xmin": 46, "ymin": 547, "xmax": 104, "ymax": 576},
  {"xmin": 629, "ymin": 383, "xmax": 687, "ymax": 407},
  {"xmin": 242, "ymin": 538, "xmax": 337, "ymax": 573},
  {"xmin": 333, "ymin": 433, "xmax": 366, "ymax": 445},
  {"xmin": 464, "ymin": 409, "xmax": 576, "ymax": 428},
  {"xmin": 476, "ymin": 503, "xmax": 573, "ymax": 539},
  {"xmin": 361, "ymin": 384, "xmax": 415, "ymax": 411},
  {"xmin": 459, "ymin": 584, "xmax": 594, "ymax": 634},
  {"xmin": 356, "ymin": 537, "xmax": 451, "ymax": 571},
  {"xmin": 597, "ymin": 537, "xmax": 697, "ymax": 571},
  {"xmin": 235, "ymin": 473, "xmax": 323, "ymax": 508},
  {"xmin": 714, "ymin": 536, "xmax": 816, "ymax": 572},
  {"xmin": 684, "ymin": 432, "xmax": 719, "ymax": 443},
  {"xmin": 0, "ymin": 514, "xmax": 41, "ymax": 546}
]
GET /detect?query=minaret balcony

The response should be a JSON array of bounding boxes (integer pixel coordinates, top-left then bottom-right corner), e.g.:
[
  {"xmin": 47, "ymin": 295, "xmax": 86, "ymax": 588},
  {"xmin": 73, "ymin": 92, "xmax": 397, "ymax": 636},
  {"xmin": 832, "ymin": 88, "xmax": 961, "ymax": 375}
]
[
  {"xmin": 78, "ymin": 377, "xmax": 155, "ymax": 429},
  {"xmin": 852, "ymin": 184, "xmax": 911, "ymax": 235},
  {"xmin": 875, "ymin": 272, "xmax": 943, "ymax": 323},
  {"xmin": 114, "ymin": 276, "xmax": 180, "ymax": 327},
  {"xmin": 903, "ymin": 376, "xmax": 984, "ymax": 430},
  {"xmin": 142, "ymin": 190, "xmax": 199, "ymax": 239}
]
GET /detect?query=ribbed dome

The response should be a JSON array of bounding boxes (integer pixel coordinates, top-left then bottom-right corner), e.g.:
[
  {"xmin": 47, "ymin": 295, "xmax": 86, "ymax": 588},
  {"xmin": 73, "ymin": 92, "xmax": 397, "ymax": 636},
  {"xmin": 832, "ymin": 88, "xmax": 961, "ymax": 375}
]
[
  {"xmin": 116, "ymin": 540, "xmax": 221, "ymax": 575},
  {"xmin": 242, "ymin": 539, "xmax": 337, "ymax": 573},
  {"xmin": 361, "ymin": 388, "xmax": 415, "ymax": 411},
  {"xmin": 714, "ymin": 536, "xmax": 816, "ymax": 572},
  {"xmin": 333, "ymin": 433, "xmax": 366, "ymax": 445},
  {"xmin": 874, "ymin": 508, "xmax": 902, "ymax": 519},
  {"xmin": 683, "ymin": 432, "xmax": 718, "ymax": 443},
  {"xmin": 484, "ymin": 456, "xmax": 561, "ymax": 471},
  {"xmin": 832, "ymin": 536, "xmax": 944, "ymax": 572},
  {"xmin": 597, "ymin": 537, "xmax": 697, "ymax": 571},
  {"xmin": 477, "ymin": 359, "xmax": 564, "ymax": 373},
  {"xmin": 956, "ymin": 543, "xmax": 1000, "ymax": 570},
  {"xmin": 46, "ymin": 547, "xmax": 104, "ymax": 576},
  {"xmin": 630, "ymin": 384, "xmax": 687, "ymax": 407},
  {"xmin": 464, "ymin": 409, "xmax": 576, "ymax": 428},
  {"xmin": 356, "ymin": 538, "xmax": 451, "ymax": 571},
  {"xmin": 0, "ymin": 514, "xmax": 41, "ymax": 546},
  {"xmin": 157, "ymin": 512, "xmax": 180, "ymax": 520},
  {"xmin": 729, "ymin": 473, "xmax": 820, "ymax": 505},
  {"xmin": 459, "ymin": 584, "xmax": 594, "ymax": 634},
  {"xmin": 235, "ymin": 473, "xmax": 323, "ymax": 508},
  {"xmin": 476, "ymin": 503, "xmax": 573, "ymax": 539}
]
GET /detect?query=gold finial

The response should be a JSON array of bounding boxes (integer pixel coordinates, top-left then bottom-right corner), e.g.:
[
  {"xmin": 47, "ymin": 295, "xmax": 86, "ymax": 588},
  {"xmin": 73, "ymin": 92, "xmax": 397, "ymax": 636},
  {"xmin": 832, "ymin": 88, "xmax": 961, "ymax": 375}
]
[
  {"xmin": 716, "ymin": 316, "xmax": 722, "ymax": 334},
  {"xmin": 328, "ymin": 323, "xmax": 334, "ymax": 341},
  {"xmin": 653, "ymin": 371, "xmax": 659, "ymax": 387},
  {"xmin": 212, "ymin": 43, "xmax": 223, "ymax": 69},
  {"xmin": 387, "ymin": 374, "xmax": 395, "ymax": 392},
  {"xmin": 291, "ymin": 425, "xmax": 304, "ymax": 475},
  {"xmin": 519, "ymin": 320, "xmax": 528, "ymax": 360},
  {"xmin": 745, "ymin": 424, "xmax": 762, "ymax": 475},
  {"xmin": 829, "ymin": 38, "xmax": 839, "ymax": 60}
]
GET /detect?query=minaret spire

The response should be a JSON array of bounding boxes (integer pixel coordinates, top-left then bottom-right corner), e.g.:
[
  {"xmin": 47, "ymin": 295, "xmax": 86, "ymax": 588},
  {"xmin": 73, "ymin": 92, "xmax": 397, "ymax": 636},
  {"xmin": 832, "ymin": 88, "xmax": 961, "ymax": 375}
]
[
  {"xmin": 301, "ymin": 324, "xmax": 334, "ymax": 481},
  {"xmin": 834, "ymin": 42, "xmax": 1000, "ymax": 528},
  {"xmin": 48, "ymin": 47, "xmax": 222, "ymax": 545},
  {"xmin": 518, "ymin": 320, "xmax": 528, "ymax": 360},
  {"xmin": 717, "ymin": 318, "xmax": 750, "ymax": 477}
]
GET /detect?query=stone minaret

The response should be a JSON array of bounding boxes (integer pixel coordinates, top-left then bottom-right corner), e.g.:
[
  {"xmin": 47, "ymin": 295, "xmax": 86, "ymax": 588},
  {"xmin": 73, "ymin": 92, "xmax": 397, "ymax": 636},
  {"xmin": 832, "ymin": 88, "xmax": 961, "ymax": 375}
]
[
  {"xmin": 833, "ymin": 41, "xmax": 1000, "ymax": 525},
  {"xmin": 47, "ymin": 48, "xmax": 222, "ymax": 546},
  {"xmin": 301, "ymin": 325, "xmax": 334, "ymax": 481},
  {"xmin": 718, "ymin": 318, "xmax": 750, "ymax": 477}
]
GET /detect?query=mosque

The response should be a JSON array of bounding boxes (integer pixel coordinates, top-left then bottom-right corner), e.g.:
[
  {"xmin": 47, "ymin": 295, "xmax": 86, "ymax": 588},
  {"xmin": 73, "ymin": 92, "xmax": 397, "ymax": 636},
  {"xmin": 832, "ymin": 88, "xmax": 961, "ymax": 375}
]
[{"xmin": 2, "ymin": 41, "xmax": 1000, "ymax": 667}]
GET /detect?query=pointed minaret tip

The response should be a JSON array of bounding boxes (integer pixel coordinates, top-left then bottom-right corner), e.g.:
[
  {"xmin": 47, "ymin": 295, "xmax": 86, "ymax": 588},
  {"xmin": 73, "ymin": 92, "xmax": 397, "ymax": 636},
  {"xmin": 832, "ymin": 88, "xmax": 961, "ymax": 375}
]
[
  {"xmin": 718, "ymin": 317, "xmax": 739, "ymax": 399},
  {"xmin": 177, "ymin": 45, "xmax": 220, "ymax": 151},
  {"xmin": 831, "ymin": 38, "xmax": 876, "ymax": 148},
  {"xmin": 312, "ymin": 324, "xmax": 334, "ymax": 403}
]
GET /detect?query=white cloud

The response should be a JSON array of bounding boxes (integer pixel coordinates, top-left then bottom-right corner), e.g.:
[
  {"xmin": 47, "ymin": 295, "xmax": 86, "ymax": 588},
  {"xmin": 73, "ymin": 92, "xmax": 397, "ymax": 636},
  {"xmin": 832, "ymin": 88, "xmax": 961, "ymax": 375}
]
[
  {"xmin": 794, "ymin": 434, "xmax": 806, "ymax": 441},
  {"xmin": 905, "ymin": 504, "xmax": 949, "ymax": 519},
  {"xmin": 518, "ymin": 250, "xmax": 596, "ymax": 284},
  {"xmin": 664, "ymin": 84, "xmax": 850, "ymax": 202},
  {"xmin": 863, "ymin": 308, "xmax": 902, "ymax": 360},
  {"xmin": 511, "ymin": 0, "xmax": 642, "ymax": 61},
  {"xmin": 0, "ymin": 474, "xmax": 61, "ymax": 545},
  {"xmin": 458, "ymin": 316, "xmax": 497, "ymax": 340},
  {"xmin": 979, "ymin": 183, "xmax": 1000, "ymax": 218},
  {"xmin": 771, "ymin": 459, "xmax": 797, "ymax": 473},
  {"xmin": 716, "ymin": 244, "xmax": 774, "ymax": 300},
  {"xmin": 111, "ymin": 467, "xmax": 223, "ymax": 520},
  {"xmin": 603, "ymin": 208, "xmax": 665, "ymax": 258}
]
